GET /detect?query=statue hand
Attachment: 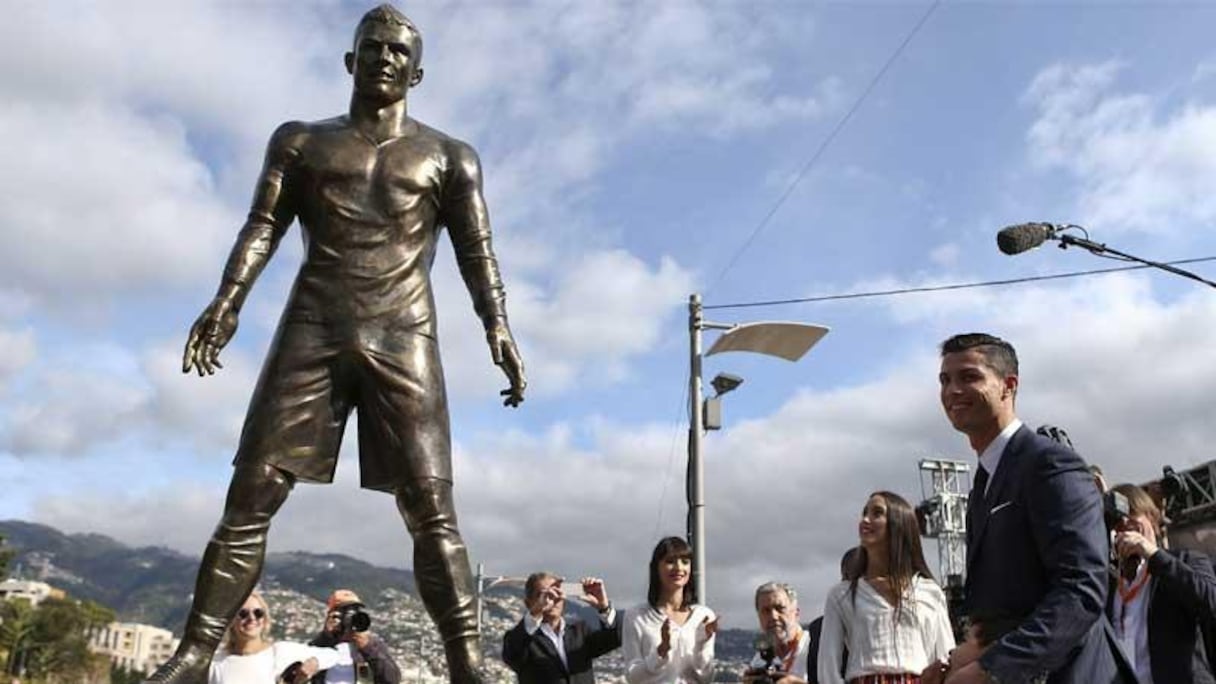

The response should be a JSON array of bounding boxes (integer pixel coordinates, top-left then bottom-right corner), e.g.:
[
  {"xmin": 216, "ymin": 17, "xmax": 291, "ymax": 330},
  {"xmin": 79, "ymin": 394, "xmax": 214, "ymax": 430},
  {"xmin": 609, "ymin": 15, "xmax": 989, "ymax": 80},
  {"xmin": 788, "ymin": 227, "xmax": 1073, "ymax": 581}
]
[
  {"xmin": 487, "ymin": 323, "xmax": 526, "ymax": 407},
  {"xmin": 183, "ymin": 297, "xmax": 239, "ymax": 376}
]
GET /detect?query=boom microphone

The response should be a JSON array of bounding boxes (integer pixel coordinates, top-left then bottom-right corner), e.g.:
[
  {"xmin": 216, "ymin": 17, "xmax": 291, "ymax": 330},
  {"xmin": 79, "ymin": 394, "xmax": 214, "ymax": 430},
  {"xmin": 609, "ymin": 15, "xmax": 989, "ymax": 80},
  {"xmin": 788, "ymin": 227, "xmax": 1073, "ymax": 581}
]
[{"xmin": 996, "ymin": 222, "xmax": 1057, "ymax": 255}]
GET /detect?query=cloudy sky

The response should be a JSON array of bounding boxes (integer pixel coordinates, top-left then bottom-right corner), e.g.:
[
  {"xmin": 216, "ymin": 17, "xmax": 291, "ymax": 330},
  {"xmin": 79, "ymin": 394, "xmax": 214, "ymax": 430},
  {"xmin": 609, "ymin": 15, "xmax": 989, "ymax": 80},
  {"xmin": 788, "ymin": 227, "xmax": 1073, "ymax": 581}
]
[{"xmin": 4, "ymin": 0, "xmax": 1216, "ymax": 628}]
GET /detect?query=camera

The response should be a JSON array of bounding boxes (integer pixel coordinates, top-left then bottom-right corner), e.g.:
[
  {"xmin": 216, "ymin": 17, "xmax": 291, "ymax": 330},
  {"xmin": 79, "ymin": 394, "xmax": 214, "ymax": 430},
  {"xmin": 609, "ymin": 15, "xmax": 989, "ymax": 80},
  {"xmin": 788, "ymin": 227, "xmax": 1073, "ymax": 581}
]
[
  {"xmin": 333, "ymin": 601, "xmax": 371, "ymax": 636},
  {"xmin": 1104, "ymin": 490, "xmax": 1130, "ymax": 530},
  {"xmin": 279, "ymin": 661, "xmax": 304, "ymax": 683},
  {"xmin": 744, "ymin": 633, "xmax": 783, "ymax": 682}
]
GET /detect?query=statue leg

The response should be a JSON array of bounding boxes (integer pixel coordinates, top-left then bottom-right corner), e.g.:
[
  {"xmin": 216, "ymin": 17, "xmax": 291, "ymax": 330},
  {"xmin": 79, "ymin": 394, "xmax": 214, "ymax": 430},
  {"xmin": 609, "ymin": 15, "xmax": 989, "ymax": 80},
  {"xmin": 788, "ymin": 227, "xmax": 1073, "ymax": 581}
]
[
  {"xmin": 144, "ymin": 463, "xmax": 294, "ymax": 683},
  {"xmin": 394, "ymin": 477, "xmax": 482, "ymax": 684}
]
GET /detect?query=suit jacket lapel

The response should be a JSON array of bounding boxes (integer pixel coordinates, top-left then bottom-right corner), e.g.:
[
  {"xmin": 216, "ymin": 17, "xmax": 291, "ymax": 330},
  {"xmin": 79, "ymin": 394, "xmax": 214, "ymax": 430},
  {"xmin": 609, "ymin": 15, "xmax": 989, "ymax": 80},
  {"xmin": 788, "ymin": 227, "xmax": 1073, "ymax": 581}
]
[
  {"xmin": 534, "ymin": 623, "xmax": 568, "ymax": 674},
  {"xmin": 966, "ymin": 425, "xmax": 1027, "ymax": 570}
]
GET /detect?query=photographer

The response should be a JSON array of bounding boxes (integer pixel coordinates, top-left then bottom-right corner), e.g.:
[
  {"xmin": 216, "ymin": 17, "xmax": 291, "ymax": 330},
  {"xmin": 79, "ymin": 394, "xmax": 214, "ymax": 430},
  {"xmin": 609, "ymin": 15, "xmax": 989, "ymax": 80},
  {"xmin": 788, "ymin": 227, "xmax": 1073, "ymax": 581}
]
[
  {"xmin": 308, "ymin": 589, "xmax": 401, "ymax": 684},
  {"xmin": 1107, "ymin": 483, "xmax": 1216, "ymax": 683},
  {"xmin": 744, "ymin": 582, "xmax": 810, "ymax": 684},
  {"xmin": 502, "ymin": 574, "xmax": 621, "ymax": 684}
]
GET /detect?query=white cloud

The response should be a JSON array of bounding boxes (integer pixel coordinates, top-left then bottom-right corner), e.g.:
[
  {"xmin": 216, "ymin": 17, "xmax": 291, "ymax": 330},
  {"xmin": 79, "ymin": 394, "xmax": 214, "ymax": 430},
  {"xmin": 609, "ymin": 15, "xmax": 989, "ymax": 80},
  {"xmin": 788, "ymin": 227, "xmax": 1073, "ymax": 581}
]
[
  {"xmin": 39, "ymin": 270, "xmax": 1216, "ymax": 626},
  {"xmin": 0, "ymin": 367, "xmax": 149, "ymax": 457},
  {"xmin": 436, "ymin": 249, "xmax": 695, "ymax": 398},
  {"xmin": 0, "ymin": 102, "xmax": 235, "ymax": 303},
  {"xmin": 141, "ymin": 342, "xmax": 260, "ymax": 452},
  {"xmin": 0, "ymin": 326, "xmax": 36, "ymax": 389},
  {"xmin": 1024, "ymin": 60, "xmax": 1216, "ymax": 235}
]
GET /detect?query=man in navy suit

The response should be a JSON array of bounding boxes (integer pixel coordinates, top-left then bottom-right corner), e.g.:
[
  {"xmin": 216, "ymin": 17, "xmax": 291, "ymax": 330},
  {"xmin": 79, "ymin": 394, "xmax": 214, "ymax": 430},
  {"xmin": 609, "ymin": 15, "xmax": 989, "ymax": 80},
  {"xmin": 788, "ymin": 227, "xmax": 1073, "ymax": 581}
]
[
  {"xmin": 936, "ymin": 332, "xmax": 1131, "ymax": 684},
  {"xmin": 502, "ymin": 574, "xmax": 622, "ymax": 684}
]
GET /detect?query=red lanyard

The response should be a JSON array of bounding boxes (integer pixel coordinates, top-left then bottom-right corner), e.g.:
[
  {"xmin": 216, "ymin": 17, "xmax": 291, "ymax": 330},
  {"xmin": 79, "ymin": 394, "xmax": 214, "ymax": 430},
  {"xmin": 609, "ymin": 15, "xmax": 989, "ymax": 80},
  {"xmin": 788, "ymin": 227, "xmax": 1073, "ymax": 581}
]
[
  {"xmin": 779, "ymin": 628, "xmax": 802, "ymax": 672},
  {"xmin": 1117, "ymin": 570, "xmax": 1150, "ymax": 630}
]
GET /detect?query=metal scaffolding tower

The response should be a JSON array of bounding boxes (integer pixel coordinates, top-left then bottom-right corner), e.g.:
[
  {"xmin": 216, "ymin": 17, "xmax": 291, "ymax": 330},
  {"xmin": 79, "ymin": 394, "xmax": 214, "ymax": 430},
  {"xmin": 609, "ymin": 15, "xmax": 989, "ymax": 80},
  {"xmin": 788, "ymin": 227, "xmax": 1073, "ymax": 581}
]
[{"xmin": 915, "ymin": 458, "xmax": 971, "ymax": 583}]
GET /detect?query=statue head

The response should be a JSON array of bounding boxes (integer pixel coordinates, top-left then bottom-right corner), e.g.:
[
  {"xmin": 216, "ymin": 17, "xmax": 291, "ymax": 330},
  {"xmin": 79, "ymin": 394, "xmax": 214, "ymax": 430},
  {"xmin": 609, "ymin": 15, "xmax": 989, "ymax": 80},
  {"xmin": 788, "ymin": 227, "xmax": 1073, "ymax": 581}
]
[{"xmin": 345, "ymin": 4, "xmax": 424, "ymax": 103}]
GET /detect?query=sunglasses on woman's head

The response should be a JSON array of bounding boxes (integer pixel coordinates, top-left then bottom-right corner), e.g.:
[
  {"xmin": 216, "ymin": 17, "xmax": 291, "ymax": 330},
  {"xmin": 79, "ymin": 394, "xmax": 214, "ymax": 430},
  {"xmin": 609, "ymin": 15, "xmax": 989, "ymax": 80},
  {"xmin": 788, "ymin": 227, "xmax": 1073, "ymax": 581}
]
[{"xmin": 237, "ymin": 608, "xmax": 266, "ymax": 620}]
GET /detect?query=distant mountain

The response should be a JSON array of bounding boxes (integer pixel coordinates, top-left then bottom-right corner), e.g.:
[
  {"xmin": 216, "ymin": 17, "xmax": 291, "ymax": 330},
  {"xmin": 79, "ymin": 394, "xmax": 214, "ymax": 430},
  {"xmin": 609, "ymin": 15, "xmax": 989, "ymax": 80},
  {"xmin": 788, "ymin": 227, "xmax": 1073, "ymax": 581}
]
[
  {"xmin": 0, "ymin": 520, "xmax": 422, "ymax": 630},
  {"xmin": 0, "ymin": 520, "xmax": 762, "ymax": 670}
]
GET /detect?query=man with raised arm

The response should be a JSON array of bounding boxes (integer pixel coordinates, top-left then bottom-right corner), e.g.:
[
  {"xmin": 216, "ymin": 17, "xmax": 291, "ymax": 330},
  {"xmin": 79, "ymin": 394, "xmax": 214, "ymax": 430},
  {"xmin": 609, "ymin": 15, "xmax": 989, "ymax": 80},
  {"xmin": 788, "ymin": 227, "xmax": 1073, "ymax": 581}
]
[{"xmin": 147, "ymin": 5, "xmax": 525, "ymax": 683}]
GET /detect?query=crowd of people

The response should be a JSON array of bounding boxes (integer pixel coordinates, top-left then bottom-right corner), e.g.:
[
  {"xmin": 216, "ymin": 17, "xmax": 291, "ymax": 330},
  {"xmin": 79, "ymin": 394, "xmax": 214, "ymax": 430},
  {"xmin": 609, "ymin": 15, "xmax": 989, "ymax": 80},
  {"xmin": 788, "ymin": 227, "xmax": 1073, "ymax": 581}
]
[
  {"xmin": 209, "ymin": 332, "xmax": 1216, "ymax": 684},
  {"xmin": 494, "ymin": 332, "xmax": 1216, "ymax": 684}
]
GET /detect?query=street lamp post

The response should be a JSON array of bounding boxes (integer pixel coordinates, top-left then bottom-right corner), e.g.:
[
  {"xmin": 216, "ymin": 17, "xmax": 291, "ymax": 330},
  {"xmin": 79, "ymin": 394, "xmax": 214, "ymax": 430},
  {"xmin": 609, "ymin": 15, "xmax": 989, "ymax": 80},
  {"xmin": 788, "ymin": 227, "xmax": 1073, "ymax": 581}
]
[
  {"xmin": 475, "ymin": 563, "xmax": 527, "ymax": 633},
  {"xmin": 686, "ymin": 293, "xmax": 829, "ymax": 604}
]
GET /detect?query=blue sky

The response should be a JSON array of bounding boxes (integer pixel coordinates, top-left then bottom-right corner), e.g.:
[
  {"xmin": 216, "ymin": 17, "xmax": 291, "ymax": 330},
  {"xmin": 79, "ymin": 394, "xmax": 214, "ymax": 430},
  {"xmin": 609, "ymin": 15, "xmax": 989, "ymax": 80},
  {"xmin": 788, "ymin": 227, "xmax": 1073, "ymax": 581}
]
[{"xmin": 4, "ymin": 0, "xmax": 1216, "ymax": 627}]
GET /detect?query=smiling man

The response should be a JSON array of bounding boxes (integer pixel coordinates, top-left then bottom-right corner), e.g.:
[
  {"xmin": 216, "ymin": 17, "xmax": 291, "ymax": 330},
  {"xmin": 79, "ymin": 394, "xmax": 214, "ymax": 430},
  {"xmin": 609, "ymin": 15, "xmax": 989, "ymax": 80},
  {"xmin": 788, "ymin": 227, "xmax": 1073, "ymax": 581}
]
[
  {"xmin": 936, "ymin": 333, "xmax": 1132, "ymax": 684},
  {"xmin": 145, "ymin": 4, "xmax": 525, "ymax": 683}
]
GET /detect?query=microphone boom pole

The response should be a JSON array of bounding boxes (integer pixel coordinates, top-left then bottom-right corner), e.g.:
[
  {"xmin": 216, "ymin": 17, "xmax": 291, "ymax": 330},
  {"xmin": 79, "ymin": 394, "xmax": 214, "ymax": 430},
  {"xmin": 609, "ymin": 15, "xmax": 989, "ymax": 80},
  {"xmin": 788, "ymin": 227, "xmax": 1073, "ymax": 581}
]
[
  {"xmin": 997, "ymin": 222, "xmax": 1216, "ymax": 290},
  {"xmin": 1056, "ymin": 233, "xmax": 1216, "ymax": 290}
]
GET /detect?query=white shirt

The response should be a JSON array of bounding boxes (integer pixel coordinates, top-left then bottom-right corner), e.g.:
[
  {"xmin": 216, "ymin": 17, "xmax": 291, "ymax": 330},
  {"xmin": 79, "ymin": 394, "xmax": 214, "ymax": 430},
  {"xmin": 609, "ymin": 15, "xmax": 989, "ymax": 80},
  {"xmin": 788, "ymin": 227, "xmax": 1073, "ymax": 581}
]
[
  {"xmin": 523, "ymin": 606, "xmax": 618, "ymax": 669},
  {"xmin": 747, "ymin": 625, "xmax": 811, "ymax": 679},
  {"xmin": 209, "ymin": 641, "xmax": 341, "ymax": 684},
  {"xmin": 977, "ymin": 419, "xmax": 1023, "ymax": 494},
  {"xmin": 622, "ymin": 603, "xmax": 716, "ymax": 684},
  {"xmin": 321, "ymin": 643, "xmax": 357, "ymax": 684},
  {"xmin": 1115, "ymin": 563, "xmax": 1155, "ymax": 684},
  {"xmin": 818, "ymin": 576, "xmax": 955, "ymax": 684}
]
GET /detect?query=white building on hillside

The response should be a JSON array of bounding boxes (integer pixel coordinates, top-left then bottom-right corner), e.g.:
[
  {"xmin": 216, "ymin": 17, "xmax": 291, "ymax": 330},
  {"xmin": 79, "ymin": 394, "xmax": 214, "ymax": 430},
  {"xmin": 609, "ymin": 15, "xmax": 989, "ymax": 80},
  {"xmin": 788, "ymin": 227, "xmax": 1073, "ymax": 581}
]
[
  {"xmin": 0, "ymin": 579, "xmax": 62, "ymax": 605},
  {"xmin": 90, "ymin": 622, "xmax": 178, "ymax": 675}
]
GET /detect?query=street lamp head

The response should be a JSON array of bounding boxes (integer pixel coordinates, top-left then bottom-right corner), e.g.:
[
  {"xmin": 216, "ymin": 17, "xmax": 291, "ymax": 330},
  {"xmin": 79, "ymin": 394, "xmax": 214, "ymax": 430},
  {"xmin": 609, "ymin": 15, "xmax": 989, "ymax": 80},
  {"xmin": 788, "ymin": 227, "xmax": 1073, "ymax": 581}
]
[{"xmin": 711, "ymin": 372, "xmax": 744, "ymax": 397}]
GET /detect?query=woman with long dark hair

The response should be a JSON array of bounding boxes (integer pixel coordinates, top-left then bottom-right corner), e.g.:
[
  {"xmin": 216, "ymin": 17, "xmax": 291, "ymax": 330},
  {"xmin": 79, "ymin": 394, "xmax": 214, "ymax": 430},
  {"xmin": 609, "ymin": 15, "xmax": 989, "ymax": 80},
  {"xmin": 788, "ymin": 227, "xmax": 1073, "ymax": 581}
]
[
  {"xmin": 818, "ymin": 491, "xmax": 954, "ymax": 684},
  {"xmin": 623, "ymin": 536, "xmax": 718, "ymax": 683}
]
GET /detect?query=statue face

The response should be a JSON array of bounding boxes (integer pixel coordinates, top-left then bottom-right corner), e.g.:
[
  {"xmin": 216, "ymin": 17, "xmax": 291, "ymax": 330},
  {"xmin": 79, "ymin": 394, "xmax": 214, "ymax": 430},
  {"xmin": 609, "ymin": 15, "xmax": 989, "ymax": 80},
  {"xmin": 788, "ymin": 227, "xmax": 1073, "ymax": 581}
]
[{"xmin": 346, "ymin": 21, "xmax": 422, "ymax": 104}]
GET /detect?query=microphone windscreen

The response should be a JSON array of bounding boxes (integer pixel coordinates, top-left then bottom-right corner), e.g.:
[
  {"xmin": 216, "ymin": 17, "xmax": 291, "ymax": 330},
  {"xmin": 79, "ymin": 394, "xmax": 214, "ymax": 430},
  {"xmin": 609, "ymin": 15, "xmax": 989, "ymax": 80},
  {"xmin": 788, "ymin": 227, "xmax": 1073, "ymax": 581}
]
[{"xmin": 996, "ymin": 223, "xmax": 1052, "ymax": 255}]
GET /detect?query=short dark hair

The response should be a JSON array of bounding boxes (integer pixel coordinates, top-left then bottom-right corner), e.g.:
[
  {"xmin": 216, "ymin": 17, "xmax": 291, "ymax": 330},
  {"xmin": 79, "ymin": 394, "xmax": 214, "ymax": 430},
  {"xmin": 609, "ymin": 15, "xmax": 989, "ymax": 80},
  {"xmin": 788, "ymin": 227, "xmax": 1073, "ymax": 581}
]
[
  {"xmin": 940, "ymin": 332, "xmax": 1019, "ymax": 378},
  {"xmin": 647, "ymin": 536, "xmax": 695, "ymax": 610},
  {"xmin": 353, "ymin": 4, "xmax": 423, "ymax": 63},
  {"xmin": 524, "ymin": 572, "xmax": 558, "ymax": 603}
]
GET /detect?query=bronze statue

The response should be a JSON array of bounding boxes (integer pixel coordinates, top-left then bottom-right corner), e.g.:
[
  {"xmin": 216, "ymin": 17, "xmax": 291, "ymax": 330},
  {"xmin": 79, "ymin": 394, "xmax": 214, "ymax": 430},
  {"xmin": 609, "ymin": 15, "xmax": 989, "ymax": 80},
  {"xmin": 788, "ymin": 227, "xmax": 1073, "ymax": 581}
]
[{"xmin": 146, "ymin": 5, "xmax": 525, "ymax": 683}]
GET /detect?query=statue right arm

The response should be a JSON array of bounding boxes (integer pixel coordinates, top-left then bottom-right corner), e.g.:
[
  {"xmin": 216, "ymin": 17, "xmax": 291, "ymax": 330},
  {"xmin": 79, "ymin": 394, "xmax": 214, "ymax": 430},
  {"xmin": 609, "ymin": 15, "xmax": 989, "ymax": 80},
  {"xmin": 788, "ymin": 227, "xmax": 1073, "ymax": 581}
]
[
  {"xmin": 215, "ymin": 121, "xmax": 304, "ymax": 312},
  {"xmin": 183, "ymin": 122, "xmax": 303, "ymax": 375}
]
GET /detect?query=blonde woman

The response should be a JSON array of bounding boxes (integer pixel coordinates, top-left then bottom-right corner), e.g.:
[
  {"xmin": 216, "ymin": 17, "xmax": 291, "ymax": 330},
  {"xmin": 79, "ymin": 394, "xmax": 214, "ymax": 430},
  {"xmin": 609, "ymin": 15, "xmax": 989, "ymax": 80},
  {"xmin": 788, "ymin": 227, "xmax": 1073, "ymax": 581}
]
[{"xmin": 209, "ymin": 592, "xmax": 340, "ymax": 684}]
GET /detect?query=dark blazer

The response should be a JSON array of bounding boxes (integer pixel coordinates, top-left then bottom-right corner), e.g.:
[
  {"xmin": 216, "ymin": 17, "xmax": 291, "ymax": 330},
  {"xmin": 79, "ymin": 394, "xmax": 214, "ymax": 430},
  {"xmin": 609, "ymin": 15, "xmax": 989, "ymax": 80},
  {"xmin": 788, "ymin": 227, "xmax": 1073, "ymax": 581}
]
[
  {"xmin": 502, "ymin": 610, "xmax": 623, "ymax": 684},
  {"xmin": 965, "ymin": 425, "xmax": 1134, "ymax": 684},
  {"xmin": 1106, "ymin": 548, "xmax": 1216, "ymax": 684}
]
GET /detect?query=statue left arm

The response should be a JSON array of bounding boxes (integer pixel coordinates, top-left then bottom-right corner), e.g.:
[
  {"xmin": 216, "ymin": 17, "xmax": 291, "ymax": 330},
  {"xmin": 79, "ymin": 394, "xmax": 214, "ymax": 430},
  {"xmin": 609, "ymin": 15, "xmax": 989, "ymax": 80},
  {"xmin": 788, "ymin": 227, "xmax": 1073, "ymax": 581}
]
[{"xmin": 442, "ymin": 140, "xmax": 526, "ymax": 407}]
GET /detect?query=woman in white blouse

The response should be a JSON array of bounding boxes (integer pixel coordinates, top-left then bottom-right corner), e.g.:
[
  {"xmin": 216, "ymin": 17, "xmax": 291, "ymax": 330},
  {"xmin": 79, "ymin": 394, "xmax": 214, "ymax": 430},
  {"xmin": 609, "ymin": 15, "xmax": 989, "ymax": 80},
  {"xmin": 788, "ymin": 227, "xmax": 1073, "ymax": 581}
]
[
  {"xmin": 209, "ymin": 592, "xmax": 340, "ymax": 684},
  {"xmin": 819, "ymin": 491, "xmax": 955, "ymax": 684},
  {"xmin": 623, "ymin": 536, "xmax": 719, "ymax": 683}
]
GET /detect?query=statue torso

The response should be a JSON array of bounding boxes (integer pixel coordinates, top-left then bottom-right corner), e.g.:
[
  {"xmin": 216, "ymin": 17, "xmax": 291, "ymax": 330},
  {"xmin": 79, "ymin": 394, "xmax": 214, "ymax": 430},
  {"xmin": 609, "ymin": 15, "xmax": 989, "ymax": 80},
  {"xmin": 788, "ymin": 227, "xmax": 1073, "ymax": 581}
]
[{"xmin": 282, "ymin": 117, "xmax": 457, "ymax": 333}]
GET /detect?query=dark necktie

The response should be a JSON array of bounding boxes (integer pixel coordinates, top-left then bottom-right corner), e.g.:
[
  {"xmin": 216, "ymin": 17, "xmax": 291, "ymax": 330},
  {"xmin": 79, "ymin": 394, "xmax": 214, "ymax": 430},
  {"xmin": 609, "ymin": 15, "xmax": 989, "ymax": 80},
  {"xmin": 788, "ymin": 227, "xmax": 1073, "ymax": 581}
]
[{"xmin": 967, "ymin": 465, "xmax": 990, "ymax": 546}]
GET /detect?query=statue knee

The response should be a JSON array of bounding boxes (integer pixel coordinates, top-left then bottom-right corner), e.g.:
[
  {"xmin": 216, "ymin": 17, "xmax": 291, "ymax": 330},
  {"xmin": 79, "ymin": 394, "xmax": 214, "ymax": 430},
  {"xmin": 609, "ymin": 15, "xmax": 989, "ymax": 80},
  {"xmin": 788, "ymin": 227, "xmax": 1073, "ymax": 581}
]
[
  {"xmin": 395, "ymin": 478, "xmax": 458, "ymax": 534},
  {"xmin": 217, "ymin": 463, "xmax": 294, "ymax": 529}
]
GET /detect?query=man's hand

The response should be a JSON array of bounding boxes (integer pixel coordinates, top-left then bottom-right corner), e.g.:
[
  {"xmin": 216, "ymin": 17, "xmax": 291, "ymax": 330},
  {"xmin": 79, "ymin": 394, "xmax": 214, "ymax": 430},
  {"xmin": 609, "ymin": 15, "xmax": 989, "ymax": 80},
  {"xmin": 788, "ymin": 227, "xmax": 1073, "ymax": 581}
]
[
  {"xmin": 1114, "ymin": 529, "xmax": 1158, "ymax": 561},
  {"xmin": 280, "ymin": 657, "xmax": 320, "ymax": 684},
  {"xmin": 183, "ymin": 297, "xmax": 239, "ymax": 376},
  {"xmin": 920, "ymin": 658, "xmax": 949, "ymax": 684},
  {"xmin": 944, "ymin": 661, "xmax": 990, "ymax": 684},
  {"xmin": 577, "ymin": 577, "xmax": 610, "ymax": 611},
  {"xmin": 349, "ymin": 631, "xmax": 371, "ymax": 650},
  {"xmin": 535, "ymin": 583, "xmax": 564, "ymax": 616},
  {"xmin": 487, "ymin": 323, "xmax": 526, "ymax": 407}
]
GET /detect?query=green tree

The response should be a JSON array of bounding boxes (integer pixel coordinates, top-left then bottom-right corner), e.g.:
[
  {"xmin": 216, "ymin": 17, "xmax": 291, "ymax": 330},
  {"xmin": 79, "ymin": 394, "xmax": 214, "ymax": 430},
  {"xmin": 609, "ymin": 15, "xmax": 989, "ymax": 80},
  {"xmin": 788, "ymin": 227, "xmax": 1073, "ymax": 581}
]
[
  {"xmin": 3, "ymin": 597, "xmax": 115, "ymax": 682},
  {"xmin": 0, "ymin": 533, "xmax": 14, "ymax": 579}
]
